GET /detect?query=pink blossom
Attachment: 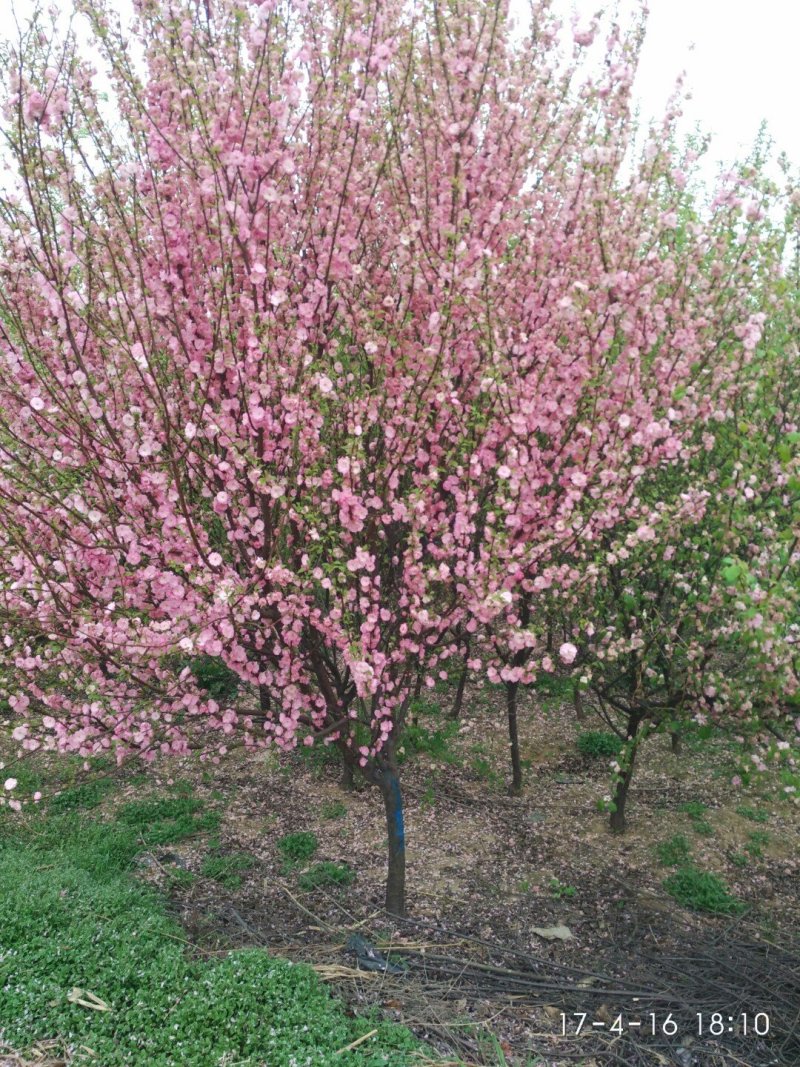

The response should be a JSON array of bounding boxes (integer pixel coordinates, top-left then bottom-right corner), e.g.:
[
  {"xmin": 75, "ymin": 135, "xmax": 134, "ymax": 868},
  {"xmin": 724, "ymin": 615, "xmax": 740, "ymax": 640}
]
[
  {"xmin": 559, "ymin": 642, "xmax": 578, "ymax": 665},
  {"xmin": 350, "ymin": 660, "xmax": 376, "ymax": 697}
]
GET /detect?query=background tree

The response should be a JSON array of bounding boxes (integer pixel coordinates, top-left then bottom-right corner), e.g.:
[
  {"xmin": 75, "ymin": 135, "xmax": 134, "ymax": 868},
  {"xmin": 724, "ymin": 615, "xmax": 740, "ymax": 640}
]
[
  {"xmin": 463, "ymin": 143, "xmax": 789, "ymax": 796},
  {"xmin": 564, "ymin": 200, "xmax": 800, "ymax": 830}
]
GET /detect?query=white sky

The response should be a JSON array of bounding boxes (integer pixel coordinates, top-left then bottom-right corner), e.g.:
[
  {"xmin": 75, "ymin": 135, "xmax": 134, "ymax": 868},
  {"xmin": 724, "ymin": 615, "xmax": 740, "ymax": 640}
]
[
  {"xmin": 554, "ymin": 0, "xmax": 799, "ymax": 177},
  {"xmin": 5, "ymin": 0, "xmax": 799, "ymax": 179}
]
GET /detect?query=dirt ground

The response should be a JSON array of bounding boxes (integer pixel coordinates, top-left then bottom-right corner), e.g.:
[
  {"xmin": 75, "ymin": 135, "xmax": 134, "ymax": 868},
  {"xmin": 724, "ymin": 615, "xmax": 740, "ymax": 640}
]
[{"xmin": 129, "ymin": 686, "xmax": 800, "ymax": 1067}]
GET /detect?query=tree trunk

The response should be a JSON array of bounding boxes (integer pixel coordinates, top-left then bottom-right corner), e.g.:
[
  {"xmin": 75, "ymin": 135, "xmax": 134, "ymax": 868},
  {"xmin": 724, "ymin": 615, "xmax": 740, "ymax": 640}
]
[
  {"xmin": 340, "ymin": 758, "xmax": 355, "ymax": 791},
  {"xmin": 450, "ymin": 654, "xmax": 469, "ymax": 720},
  {"xmin": 335, "ymin": 732, "xmax": 356, "ymax": 791},
  {"xmin": 670, "ymin": 731, "xmax": 682, "ymax": 755},
  {"xmin": 609, "ymin": 718, "xmax": 641, "ymax": 834},
  {"xmin": 506, "ymin": 681, "xmax": 523, "ymax": 796},
  {"xmin": 259, "ymin": 684, "xmax": 270, "ymax": 714},
  {"xmin": 573, "ymin": 681, "xmax": 585, "ymax": 723},
  {"xmin": 378, "ymin": 765, "xmax": 406, "ymax": 916},
  {"xmin": 410, "ymin": 672, "xmax": 423, "ymax": 726}
]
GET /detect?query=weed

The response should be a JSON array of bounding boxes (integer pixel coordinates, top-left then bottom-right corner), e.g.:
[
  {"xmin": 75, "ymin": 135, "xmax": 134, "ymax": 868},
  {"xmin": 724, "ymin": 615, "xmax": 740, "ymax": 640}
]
[
  {"xmin": 116, "ymin": 793, "xmax": 220, "ymax": 847},
  {"xmin": 201, "ymin": 852, "xmax": 255, "ymax": 890},
  {"xmin": 745, "ymin": 830, "xmax": 770, "ymax": 859},
  {"xmin": 548, "ymin": 877, "xmax": 577, "ymax": 900},
  {"xmin": 691, "ymin": 817, "xmax": 714, "ymax": 837},
  {"xmin": 168, "ymin": 868, "xmax": 197, "ymax": 888},
  {"xmin": 730, "ymin": 852, "xmax": 749, "ymax": 868},
  {"xmin": 680, "ymin": 800, "xmax": 714, "ymax": 837},
  {"xmin": 655, "ymin": 834, "xmax": 692, "ymax": 867},
  {"xmin": 188, "ymin": 654, "xmax": 240, "ymax": 702},
  {"xmin": 663, "ymin": 866, "xmax": 743, "ymax": 915},
  {"xmin": 736, "ymin": 805, "xmax": 769, "ymax": 823},
  {"xmin": 297, "ymin": 862, "xmax": 355, "ymax": 891},
  {"xmin": 277, "ymin": 830, "xmax": 318, "ymax": 867},
  {"xmin": 398, "ymin": 720, "xmax": 460, "ymax": 765},
  {"xmin": 167, "ymin": 779, "xmax": 195, "ymax": 796},
  {"xmin": 420, "ymin": 779, "xmax": 436, "ymax": 809},
  {"xmin": 576, "ymin": 731, "xmax": 622, "ymax": 760},
  {"xmin": 469, "ymin": 744, "xmax": 502, "ymax": 788},
  {"xmin": 49, "ymin": 777, "xmax": 115, "ymax": 814},
  {"xmin": 294, "ymin": 740, "xmax": 341, "ymax": 775},
  {"xmin": 321, "ymin": 800, "xmax": 347, "ymax": 820}
]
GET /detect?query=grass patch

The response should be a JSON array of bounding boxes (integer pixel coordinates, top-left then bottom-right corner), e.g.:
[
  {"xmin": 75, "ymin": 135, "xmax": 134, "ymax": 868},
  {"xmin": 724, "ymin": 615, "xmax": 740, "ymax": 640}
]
[
  {"xmin": 576, "ymin": 731, "xmax": 622, "ymax": 760},
  {"xmin": 468, "ymin": 743, "xmax": 503, "ymax": 788},
  {"xmin": 745, "ymin": 830, "xmax": 770, "ymax": 860},
  {"xmin": 167, "ymin": 868, "xmax": 197, "ymax": 888},
  {"xmin": 663, "ymin": 866, "xmax": 743, "ymax": 915},
  {"xmin": 321, "ymin": 800, "xmax": 347, "ymax": 820},
  {"xmin": 655, "ymin": 834, "xmax": 692, "ymax": 867},
  {"xmin": 736, "ymin": 805, "xmax": 769, "ymax": 824},
  {"xmin": 116, "ymin": 794, "xmax": 220, "ymax": 848},
  {"xmin": 548, "ymin": 878, "xmax": 576, "ymax": 900},
  {"xmin": 200, "ymin": 851, "xmax": 255, "ymax": 890},
  {"xmin": 277, "ymin": 830, "xmax": 318, "ymax": 867},
  {"xmin": 398, "ymin": 719, "xmax": 460, "ymax": 765},
  {"xmin": 293, "ymin": 740, "xmax": 341, "ymax": 775},
  {"xmin": 0, "ymin": 801, "xmax": 420, "ymax": 1065},
  {"xmin": 297, "ymin": 862, "xmax": 355, "ymax": 891},
  {"xmin": 680, "ymin": 800, "xmax": 714, "ymax": 837},
  {"xmin": 48, "ymin": 776, "xmax": 117, "ymax": 814}
]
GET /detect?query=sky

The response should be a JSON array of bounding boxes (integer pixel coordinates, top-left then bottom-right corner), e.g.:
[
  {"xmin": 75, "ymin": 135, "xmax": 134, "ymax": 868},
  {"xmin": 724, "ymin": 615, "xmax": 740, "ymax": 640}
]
[
  {"xmin": 552, "ymin": 0, "xmax": 800, "ymax": 177},
  {"xmin": 6, "ymin": 0, "xmax": 799, "ymax": 180}
]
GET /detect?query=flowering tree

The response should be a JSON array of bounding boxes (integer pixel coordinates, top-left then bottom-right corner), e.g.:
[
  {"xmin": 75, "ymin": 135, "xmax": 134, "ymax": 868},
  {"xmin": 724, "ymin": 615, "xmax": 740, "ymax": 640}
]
[
  {"xmin": 459, "ymin": 146, "xmax": 790, "ymax": 795},
  {"xmin": 0, "ymin": 0, "xmax": 794, "ymax": 915},
  {"xmin": 560, "ymin": 195, "xmax": 800, "ymax": 830}
]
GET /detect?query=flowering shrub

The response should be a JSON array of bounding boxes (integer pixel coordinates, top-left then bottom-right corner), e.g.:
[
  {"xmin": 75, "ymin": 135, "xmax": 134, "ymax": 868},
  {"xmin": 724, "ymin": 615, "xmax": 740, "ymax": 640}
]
[
  {"xmin": 0, "ymin": 0, "xmax": 795, "ymax": 910},
  {"xmin": 561, "ymin": 243, "xmax": 800, "ymax": 828}
]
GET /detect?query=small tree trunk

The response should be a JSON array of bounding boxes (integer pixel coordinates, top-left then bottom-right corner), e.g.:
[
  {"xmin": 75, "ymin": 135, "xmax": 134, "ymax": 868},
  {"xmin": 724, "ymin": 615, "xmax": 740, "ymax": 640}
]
[
  {"xmin": 335, "ymin": 732, "xmax": 356, "ymax": 791},
  {"xmin": 410, "ymin": 672, "xmax": 423, "ymax": 726},
  {"xmin": 341, "ymin": 759, "xmax": 355, "ymax": 791},
  {"xmin": 610, "ymin": 718, "xmax": 641, "ymax": 834},
  {"xmin": 573, "ymin": 681, "xmax": 586, "ymax": 723},
  {"xmin": 506, "ymin": 681, "xmax": 523, "ymax": 796},
  {"xmin": 379, "ymin": 764, "xmax": 406, "ymax": 916},
  {"xmin": 670, "ymin": 731, "xmax": 682, "ymax": 755},
  {"xmin": 259, "ymin": 684, "xmax": 270, "ymax": 714},
  {"xmin": 450, "ymin": 657, "xmax": 469, "ymax": 720}
]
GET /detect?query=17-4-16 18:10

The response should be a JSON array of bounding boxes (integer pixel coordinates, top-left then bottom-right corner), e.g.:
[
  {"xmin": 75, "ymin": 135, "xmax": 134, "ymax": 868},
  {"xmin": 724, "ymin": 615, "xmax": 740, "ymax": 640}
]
[{"xmin": 560, "ymin": 1012, "xmax": 770, "ymax": 1036}]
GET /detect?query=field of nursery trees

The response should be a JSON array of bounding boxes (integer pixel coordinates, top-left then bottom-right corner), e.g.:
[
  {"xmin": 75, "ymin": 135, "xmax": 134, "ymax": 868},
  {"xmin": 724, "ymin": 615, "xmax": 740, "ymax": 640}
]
[{"xmin": 0, "ymin": 0, "xmax": 798, "ymax": 1065}]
